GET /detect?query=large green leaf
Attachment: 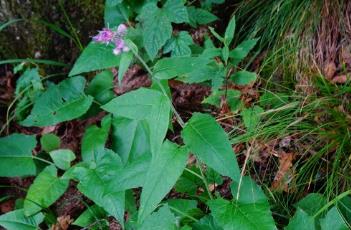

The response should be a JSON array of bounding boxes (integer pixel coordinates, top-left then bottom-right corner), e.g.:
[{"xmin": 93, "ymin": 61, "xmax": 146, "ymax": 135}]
[
  {"xmin": 295, "ymin": 193, "xmax": 327, "ymax": 216},
  {"xmin": 138, "ymin": 141, "xmax": 188, "ymax": 224},
  {"xmin": 21, "ymin": 76, "xmax": 93, "ymax": 127},
  {"xmin": 76, "ymin": 150, "xmax": 125, "ymax": 225},
  {"xmin": 320, "ymin": 206, "xmax": 349, "ymax": 230},
  {"xmin": 192, "ymin": 215, "xmax": 223, "ymax": 230},
  {"xmin": 81, "ymin": 115, "xmax": 111, "ymax": 162},
  {"xmin": 137, "ymin": 0, "xmax": 188, "ymax": 60},
  {"xmin": 69, "ymin": 42, "xmax": 121, "ymax": 76},
  {"xmin": 208, "ymin": 197, "xmax": 276, "ymax": 230},
  {"xmin": 139, "ymin": 205, "xmax": 177, "ymax": 230},
  {"xmin": 111, "ymin": 116, "xmax": 151, "ymax": 164},
  {"xmin": 0, "ymin": 134, "xmax": 37, "ymax": 177},
  {"xmin": 181, "ymin": 113, "xmax": 240, "ymax": 181},
  {"xmin": 0, "ymin": 209, "xmax": 44, "ymax": 230},
  {"xmin": 102, "ymin": 88, "xmax": 170, "ymax": 155},
  {"xmin": 24, "ymin": 165, "xmax": 69, "ymax": 216},
  {"xmin": 230, "ymin": 176, "xmax": 268, "ymax": 204}
]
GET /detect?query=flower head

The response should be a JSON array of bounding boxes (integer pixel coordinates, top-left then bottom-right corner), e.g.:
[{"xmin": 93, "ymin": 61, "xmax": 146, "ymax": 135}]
[
  {"xmin": 92, "ymin": 28, "xmax": 115, "ymax": 44},
  {"xmin": 92, "ymin": 24, "xmax": 129, "ymax": 55}
]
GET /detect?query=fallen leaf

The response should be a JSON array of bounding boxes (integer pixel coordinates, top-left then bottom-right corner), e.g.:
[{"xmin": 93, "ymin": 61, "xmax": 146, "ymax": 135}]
[
  {"xmin": 51, "ymin": 215, "xmax": 73, "ymax": 230},
  {"xmin": 271, "ymin": 152, "xmax": 295, "ymax": 191},
  {"xmin": 324, "ymin": 62, "xmax": 336, "ymax": 80}
]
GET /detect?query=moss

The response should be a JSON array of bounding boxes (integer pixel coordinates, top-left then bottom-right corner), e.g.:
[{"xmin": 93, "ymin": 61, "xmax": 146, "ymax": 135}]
[{"xmin": 0, "ymin": 0, "xmax": 104, "ymax": 66}]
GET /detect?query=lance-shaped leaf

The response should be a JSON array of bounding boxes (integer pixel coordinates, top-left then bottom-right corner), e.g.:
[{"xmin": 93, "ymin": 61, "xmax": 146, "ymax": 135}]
[
  {"xmin": 0, "ymin": 209, "xmax": 44, "ymax": 230},
  {"xmin": 138, "ymin": 141, "xmax": 188, "ymax": 224},
  {"xmin": 0, "ymin": 134, "xmax": 37, "ymax": 177},
  {"xmin": 24, "ymin": 165, "xmax": 69, "ymax": 216},
  {"xmin": 102, "ymin": 88, "xmax": 170, "ymax": 155},
  {"xmin": 21, "ymin": 76, "xmax": 93, "ymax": 127},
  {"xmin": 181, "ymin": 113, "xmax": 240, "ymax": 180}
]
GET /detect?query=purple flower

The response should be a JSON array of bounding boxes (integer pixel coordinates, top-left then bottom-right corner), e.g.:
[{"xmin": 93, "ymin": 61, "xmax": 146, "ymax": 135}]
[
  {"xmin": 92, "ymin": 28, "xmax": 115, "ymax": 44},
  {"xmin": 92, "ymin": 24, "xmax": 129, "ymax": 55}
]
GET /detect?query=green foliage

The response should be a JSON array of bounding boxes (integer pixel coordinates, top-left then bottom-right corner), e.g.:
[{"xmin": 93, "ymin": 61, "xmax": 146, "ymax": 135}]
[
  {"xmin": 24, "ymin": 165, "xmax": 69, "ymax": 216},
  {"xmin": 231, "ymin": 70, "xmax": 257, "ymax": 85},
  {"xmin": 40, "ymin": 133, "xmax": 60, "ymax": 152},
  {"xmin": 73, "ymin": 205, "xmax": 107, "ymax": 228},
  {"xmin": 137, "ymin": 0, "xmax": 188, "ymax": 60},
  {"xmin": 21, "ymin": 76, "xmax": 93, "ymax": 127},
  {"xmin": 164, "ymin": 31, "xmax": 194, "ymax": 57},
  {"xmin": 139, "ymin": 205, "xmax": 177, "ymax": 230},
  {"xmin": 138, "ymin": 141, "xmax": 188, "ymax": 223},
  {"xmin": 102, "ymin": 87, "xmax": 170, "ymax": 155},
  {"xmin": 187, "ymin": 6, "xmax": 218, "ymax": 28},
  {"xmin": 49, "ymin": 149, "xmax": 76, "ymax": 170},
  {"xmin": 0, "ymin": 134, "xmax": 37, "ymax": 177},
  {"xmin": 182, "ymin": 113, "xmax": 240, "ymax": 180},
  {"xmin": 69, "ymin": 42, "xmax": 121, "ymax": 76},
  {"xmin": 0, "ymin": 209, "xmax": 44, "ymax": 230}
]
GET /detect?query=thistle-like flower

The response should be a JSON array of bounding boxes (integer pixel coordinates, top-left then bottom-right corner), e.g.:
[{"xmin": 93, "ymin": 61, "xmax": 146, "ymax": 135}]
[{"xmin": 92, "ymin": 24, "xmax": 129, "ymax": 55}]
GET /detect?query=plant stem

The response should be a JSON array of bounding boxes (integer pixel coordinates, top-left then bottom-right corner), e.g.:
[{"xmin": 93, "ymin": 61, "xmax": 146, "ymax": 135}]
[
  {"xmin": 131, "ymin": 50, "xmax": 185, "ymax": 128},
  {"xmin": 184, "ymin": 167, "xmax": 213, "ymax": 200},
  {"xmin": 32, "ymin": 156, "xmax": 54, "ymax": 165}
]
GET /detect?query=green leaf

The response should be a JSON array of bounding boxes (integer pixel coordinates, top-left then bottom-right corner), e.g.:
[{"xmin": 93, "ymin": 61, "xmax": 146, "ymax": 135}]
[
  {"xmin": 21, "ymin": 76, "xmax": 93, "ymax": 127},
  {"xmin": 138, "ymin": 141, "xmax": 188, "ymax": 223},
  {"xmin": 164, "ymin": 31, "xmax": 193, "ymax": 57},
  {"xmin": 15, "ymin": 68, "xmax": 44, "ymax": 120},
  {"xmin": 187, "ymin": 6, "xmax": 218, "ymax": 27},
  {"xmin": 202, "ymin": 89, "xmax": 241, "ymax": 112},
  {"xmin": 137, "ymin": 0, "xmax": 188, "ymax": 60},
  {"xmin": 230, "ymin": 176, "xmax": 268, "ymax": 204},
  {"xmin": 175, "ymin": 166, "xmax": 203, "ymax": 195},
  {"xmin": 193, "ymin": 215, "xmax": 223, "ymax": 230},
  {"xmin": 102, "ymin": 88, "xmax": 170, "ymax": 155},
  {"xmin": 69, "ymin": 42, "xmax": 121, "ymax": 76},
  {"xmin": 296, "ymin": 193, "xmax": 327, "ymax": 216},
  {"xmin": 106, "ymin": 0, "xmax": 122, "ymax": 7},
  {"xmin": 118, "ymin": 51, "xmax": 133, "ymax": 84},
  {"xmin": 49, "ymin": 149, "xmax": 76, "ymax": 170},
  {"xmin": 208, "ymin": 197, "xmax": 276, "ymax": 230},
  {"xmin": 163, "ymin": 0, "xmax": 189, "ymax": 23},
  {"xmin": 240, "ymin": 106, "xmax": 264, "ymax": 132},
  {"xmin": 231, "ymin": 70, "xmax": 257, "ymax": 85},
  {"xmin": 73, "ymin": 204, "xmax": 107, "ymax": 227},
  {"xmin": 224, "ymin": 16, "xmax": 235, "ymax": 46},
  {"xmin": 139, "ymin": 205, "xmax": 177, "ymax": 230},
  {"xmin": 104, "ymin": 2, "xmax": 128, "ymax": 28},
  {"xmin": 285, "ymin": 208, "xmax": 316, "ymax": 230},
  {"xmin": 181, "ymin": 113, "xmax": 240, "ymax": 180},
  {"xmin": 81, "ymin": 115, "xmax": 111, "ymax": 162},
  {"xmin": 320, "ymin": 206, "xmax": 349, "ymax": 230},
  {"xmin": 86, "ymin": 70, "xmax": 115, "ymax": 105},
  {"xmin": 0, "ymin": 134, "xmax": 37, "ymax": 177},
  {"xmin": 229, "ymin": 39, "xmax": 258, "ymax": 65},
  {"xmin": 0, "ymin": 209, "xmax": 44, "ymax": 230},
  {"xmin": 40, "ymin": 133, "xmax": 60, "ymax": 152},
  {"xmin": 111, "ymin": 116, "xmax": 151, "ymax": 164},
  {"xmin": 209, "ymin": 27, "xmax": 224, "ymax": 43},
  {"xmin": 138, "ymin": 3, "xmax": 172, "ymax": 60},
  {"xmin": 24, "ymin": 165, "xmax": 69, "ymax": 216},
  {"xmin": 222, "ymin": 45, "xmax": 229, "ymax": 63},
  {"xmin": 76, "ymin": 150, "xmax": 125, "ymax": 225}
]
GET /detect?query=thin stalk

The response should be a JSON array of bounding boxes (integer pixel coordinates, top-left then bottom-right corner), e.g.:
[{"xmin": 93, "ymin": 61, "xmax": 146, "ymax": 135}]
[
  {"xmin": 32, "ymin": 156, "xmax": 54, "ymax": 165},
  {"xmin": 236, "ymin": 142, "xmax": 253, "ymax": 201},
  {"xmin": 184, "ymin": 167, "xmax": 213, "ymax": 200}
]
